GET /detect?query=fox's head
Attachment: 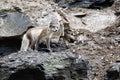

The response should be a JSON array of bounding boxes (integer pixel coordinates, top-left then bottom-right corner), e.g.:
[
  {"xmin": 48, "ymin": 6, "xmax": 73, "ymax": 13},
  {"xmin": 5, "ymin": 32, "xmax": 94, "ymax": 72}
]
[{"xmin": 49, "ymin": 19, "xmax": 61, "ymax": 32}]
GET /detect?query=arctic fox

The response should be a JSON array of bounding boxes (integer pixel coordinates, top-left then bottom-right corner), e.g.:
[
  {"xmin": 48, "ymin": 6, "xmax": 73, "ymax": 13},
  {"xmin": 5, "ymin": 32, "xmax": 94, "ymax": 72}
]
[{"xmin": 20, "ymin": 20, "xmax": 62, "ymax": 52}]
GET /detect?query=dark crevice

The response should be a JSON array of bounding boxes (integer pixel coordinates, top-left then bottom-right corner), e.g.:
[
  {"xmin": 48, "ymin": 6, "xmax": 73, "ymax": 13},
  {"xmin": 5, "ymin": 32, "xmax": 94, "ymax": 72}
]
[
  {"xmin": 89, "ymin": 0, "xmax": 114, "ymax": 9},
  {"xmin": 0, "ymin": 37, "xmax": 21, "ymax": 56},
  {"xmin": 54, "ymin": 0, "xmax": 114, "ymax": 9},
  {"xmin": 8, "ymin": 68, "xmax": 45, "ymax": 80}
]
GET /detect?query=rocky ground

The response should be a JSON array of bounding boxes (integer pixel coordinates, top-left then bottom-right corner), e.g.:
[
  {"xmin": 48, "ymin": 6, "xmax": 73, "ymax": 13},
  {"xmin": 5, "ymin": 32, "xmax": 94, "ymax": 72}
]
[
  {"xmin": 0, "ymin": 0, "xmax": 120, "ymax": 80},
  {"xmin": 71, "ymin": 26, "xmax": 120, "ymax": 80}
]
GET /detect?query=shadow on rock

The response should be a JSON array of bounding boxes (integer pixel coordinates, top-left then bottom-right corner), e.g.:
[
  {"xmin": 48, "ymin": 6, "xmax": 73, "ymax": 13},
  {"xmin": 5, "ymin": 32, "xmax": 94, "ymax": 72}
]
[{"xmin": 0, "ymin": 38, "xmax": 21, "ymax": 56}]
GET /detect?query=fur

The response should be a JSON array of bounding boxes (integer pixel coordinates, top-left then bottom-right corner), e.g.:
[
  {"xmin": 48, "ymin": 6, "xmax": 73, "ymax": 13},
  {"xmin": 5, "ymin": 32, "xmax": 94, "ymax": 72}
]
[{"xmin": 20, "ymin": 20, "xmax": 62, "ymax": 52}]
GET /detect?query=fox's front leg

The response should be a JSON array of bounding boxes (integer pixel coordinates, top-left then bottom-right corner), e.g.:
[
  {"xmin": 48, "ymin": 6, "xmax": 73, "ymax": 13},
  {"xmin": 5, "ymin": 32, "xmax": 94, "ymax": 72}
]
[
  {"xmin": 46, "ymin": 33, "xmax": 53, "ymax": 52},
  {"xmin": 34, "ymin": 39, "xmax": 39, "ymax": 50},
  {"xmin": 46, "ymin": 38, "xmax": 52, "ymax": 52}
]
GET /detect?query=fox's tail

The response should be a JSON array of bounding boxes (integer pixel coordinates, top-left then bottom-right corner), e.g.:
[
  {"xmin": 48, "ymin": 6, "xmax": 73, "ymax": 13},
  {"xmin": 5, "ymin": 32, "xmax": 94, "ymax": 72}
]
[{"xmin": 20, "ymin": 34, "xmax": 29, "ymax": 51}]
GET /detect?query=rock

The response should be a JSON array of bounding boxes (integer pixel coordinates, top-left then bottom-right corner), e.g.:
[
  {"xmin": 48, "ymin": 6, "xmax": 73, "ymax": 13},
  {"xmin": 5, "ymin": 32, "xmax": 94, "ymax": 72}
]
[
  {"xmin": 0, "ymin": 11, "xmax": 32, "ymax": 37},
  {"xmin": 105, "ymin": 60, "xmax": 120, "ymax": 80},
  {"xmin": 72, "ymin": 12, "xmax": 87, "ymax": 18},
  {"xmin": 113, "ymin": 0, "xmax": 120, "ymax": 15},
  {"xmin": 0, "ymin": 51, "xmax": 90, "ymax": 80}
]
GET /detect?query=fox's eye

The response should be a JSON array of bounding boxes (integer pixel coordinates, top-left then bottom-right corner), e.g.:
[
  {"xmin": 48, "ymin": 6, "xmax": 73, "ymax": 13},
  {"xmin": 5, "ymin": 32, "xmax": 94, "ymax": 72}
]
[{"xmin": 50, "ymin": 25, "xmax": 54, "ymax": 28}]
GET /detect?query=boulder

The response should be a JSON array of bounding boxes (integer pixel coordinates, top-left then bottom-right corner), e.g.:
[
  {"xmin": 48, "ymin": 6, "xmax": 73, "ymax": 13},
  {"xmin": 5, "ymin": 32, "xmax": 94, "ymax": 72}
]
[
  {"xmin": 0, "ymin": 51, "xmax": 90, "ymax": 80},
  {"xmin": 0, "ymin": 11, "xmax": 32, "ymax": 38}
]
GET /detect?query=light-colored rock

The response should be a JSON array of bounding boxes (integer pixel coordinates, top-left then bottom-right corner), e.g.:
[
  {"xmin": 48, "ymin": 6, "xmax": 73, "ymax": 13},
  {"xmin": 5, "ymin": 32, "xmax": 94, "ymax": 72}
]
[{"xmin": 0, "ymin": 12, "xmax": 32, "ymax": 37}]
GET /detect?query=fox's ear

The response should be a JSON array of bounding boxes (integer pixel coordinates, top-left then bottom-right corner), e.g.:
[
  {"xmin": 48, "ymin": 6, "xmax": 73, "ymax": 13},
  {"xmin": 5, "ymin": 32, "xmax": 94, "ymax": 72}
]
[{"xmin": 49, "ymin": 20, "xmax": 53, "ymax": 28}]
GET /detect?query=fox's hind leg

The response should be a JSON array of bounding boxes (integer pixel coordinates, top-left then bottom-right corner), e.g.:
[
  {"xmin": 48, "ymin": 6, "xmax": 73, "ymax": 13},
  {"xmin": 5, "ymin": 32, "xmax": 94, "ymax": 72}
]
[
  {"xmin": 30, "ymin": 39, "xmax": 39, "ymax": 51},
  {"xmin": 20, "ymin": 34, "xmax": 30, "ymax": 51}
]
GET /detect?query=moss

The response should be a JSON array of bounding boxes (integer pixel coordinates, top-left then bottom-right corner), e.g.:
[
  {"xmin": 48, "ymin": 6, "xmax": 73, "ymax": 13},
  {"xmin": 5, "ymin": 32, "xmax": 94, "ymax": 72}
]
[
  {"xmin": 0, "ymin": 9, "xmax": 16, "ymax": 13},
  {"xmin": 43, "ymin": 56, "xmax": 69, "ymax": 74},
  {"xmin": 117, "ymin": 21, "xmax": 120, "ymax": 27}
]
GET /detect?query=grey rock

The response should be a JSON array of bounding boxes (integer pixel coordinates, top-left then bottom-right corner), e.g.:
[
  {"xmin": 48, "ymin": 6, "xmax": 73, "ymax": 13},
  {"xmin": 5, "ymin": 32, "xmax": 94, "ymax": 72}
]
[
  {"xmin": 0, "ymin": 51, "xmax": 90, "ymax": 80},
  {"xmin": 0, "ymin": 11, "xmax": 32, "ymax": 37}
]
